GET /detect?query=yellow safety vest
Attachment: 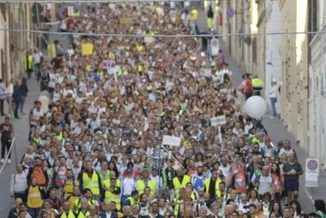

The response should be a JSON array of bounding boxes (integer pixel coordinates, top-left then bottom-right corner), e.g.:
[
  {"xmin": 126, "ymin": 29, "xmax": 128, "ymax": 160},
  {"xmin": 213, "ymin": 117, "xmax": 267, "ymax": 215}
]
[
  {"xmin": 27, "ymin": 185, "xmax": 43, "ymax": 208},
  {"xmin": 100, "ymin": 171, "xmax": 110, "ymax": 186},
  {"xmin": 127, "ymin": 196, "xmax": 139, "ymax": 206},
  {"xmin": 173, "ymin": 175, "xmax": 191, "ymax": 197},
  {"xmin": 56, "ymin": 131, "xmax": 64, "ymax": 142},
  {"xmin": 190, "ymin": 191, "xmax": 197, "ymax": 200},
  {"xmin": 136, "ymin": 179, "xmax": 156, "ymax": 196},
  {"xmin": 252, "ymin": 78, "xmax": 264, "ymax": 88},
  {"xmin": 251, "ymin": 137, "xmax": 260, "ymax": 144},
  {"xmin": 137, "ymin": 65, "xmax": 144, "ymax": 73},
  {"xmin": 103, "ymin": 179, "xmax": 121, "ymax": 210},
  {"xmin": 82, "ymin": 171, "xmax": 100, "ymax": 196},
  {"xmin": 204, "ymin": 178, "xmax": 222, "ymax": 197},
  {"xmin": 191, "ymin": 9, "xmax": 198, "ymax": 21},
  {"xmin": 97, "ymin": 70, "xmax": 104, "ymax": 76},
  {"xmin": 207, "ymin": 17, "xmax": 213, "ymax": 29},
  {"xmin": 63, "ymin": 179, "xmax": 74, "ymax": 195},
  {"xmin": 136, "ymin": 45, "xmax": 144, "ymax": 53},
  {"xmin": 25, "ymin": 55, "xmax": 33, "ymax": 70},
  {"xmin": 67, "ymin": 195, "xmax": 80, "ymax": 210},
  {"xmin": 59, "ymin": 210, "xmax": 76, "ymax": 218},
  {"xmin": 73, "ymin": 198, "xmax": 96, "ymax": 210},
  {"xmin": 48, "ymin": 44, "xmax": 57, "ymax": 58},
  {"xmin": 117, "ymin": 68, "xmax": 123, "ymax": 77},
  {"xmin": 76, "ymin": 210, "xmax": 90, "ymax": 218}
]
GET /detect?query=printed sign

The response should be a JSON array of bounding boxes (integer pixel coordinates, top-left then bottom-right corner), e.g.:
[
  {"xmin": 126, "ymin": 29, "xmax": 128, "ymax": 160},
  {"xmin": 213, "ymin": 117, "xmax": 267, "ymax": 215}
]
[
  {"xmin": 305, "ymin": 158, "xmax": 319, "ymax": 187},
  {"xmin": 162, "ymin": 135, "xmax": 181, "ymax": 147},
  {"xmin": 210, "ymin": 115, "xmax": 226, "ymax": 126},
  {"xmin": 81, "ymin": 43, "xmax": 94, "ymax": 56},
  {"xmin": 120, "ymin": 18, "xmax": 131, "ymax": 25}
]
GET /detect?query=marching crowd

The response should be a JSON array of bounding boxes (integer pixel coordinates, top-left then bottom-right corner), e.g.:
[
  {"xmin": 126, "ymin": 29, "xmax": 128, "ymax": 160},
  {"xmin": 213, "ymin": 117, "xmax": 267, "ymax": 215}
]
[{"xmin": 4, "ymin": 2, "xmax": 326, "ymax": 218}]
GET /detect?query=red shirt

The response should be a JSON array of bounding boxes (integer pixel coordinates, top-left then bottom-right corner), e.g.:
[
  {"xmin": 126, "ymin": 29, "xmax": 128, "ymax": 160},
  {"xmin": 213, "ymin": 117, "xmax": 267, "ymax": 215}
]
[{"xmin": 0, "ymin": 122, "xmax": 12, "ymax": 140}]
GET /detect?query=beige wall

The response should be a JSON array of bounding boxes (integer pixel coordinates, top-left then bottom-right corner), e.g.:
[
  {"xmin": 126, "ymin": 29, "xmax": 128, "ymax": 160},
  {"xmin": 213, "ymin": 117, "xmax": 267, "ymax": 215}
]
[
  {"xmin": 2, "ymin": 3, "xmax": 34, "ymax": 80},
  {"xmin": 279, "ymin": 0, "xmax": 309, "ymax": 150},
  {"xmin": 219, "ymin": 0, "xmax": 257, "ymax": 75},
  {"xmin": 0, "ymin": 10, "xmax": 7, "ymax": 80}
]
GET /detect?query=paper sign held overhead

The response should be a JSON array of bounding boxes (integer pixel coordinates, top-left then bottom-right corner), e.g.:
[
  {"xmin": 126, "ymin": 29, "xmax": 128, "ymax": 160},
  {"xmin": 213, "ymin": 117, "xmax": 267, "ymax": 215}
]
[
  {"xmin": 162, "ymin": 135, "xmax": 181, "ymax": 147},
  {"xmin": 210, "ymin": 115, "xmax": 226, "ymax": 126},
  {"xmin": 81, "ymin": 43, "xmax": 94, "ymax": 56}
]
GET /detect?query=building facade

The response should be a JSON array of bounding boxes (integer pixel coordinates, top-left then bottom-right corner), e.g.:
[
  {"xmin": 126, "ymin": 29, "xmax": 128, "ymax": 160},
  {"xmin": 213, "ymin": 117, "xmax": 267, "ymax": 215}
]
[
  {"xmin": 217, "ymin": 0, "xmax": 258, "ymax": 75},
  {"xmin": 218, "ymin": 0, "xmax": 310, "ymax": 150},
  {"xmin": 279, "ymin": 0, "xmax": 309, "ymax": 150},
  {"xmin": 308, "ymin": 0, "xmax": 326, "ymax": 165},
  {"xmin": 0, "ymin": 3, "xmax": 34, "ymax": 81}
]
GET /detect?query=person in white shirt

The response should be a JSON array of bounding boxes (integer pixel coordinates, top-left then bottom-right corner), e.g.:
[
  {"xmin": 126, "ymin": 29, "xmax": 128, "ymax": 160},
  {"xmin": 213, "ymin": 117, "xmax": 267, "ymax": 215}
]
[
  {"xmin": 122, "ymin": 169, "xmax": 135, "ymax": 204},
  {"xmin": 10, "ymin": 164, "xmax": 28, "ymax": 201},
  {"xmin": 268, "ymin": 80, "xmax": 279, "ymax": 118},
  {"xmin": 237, "ymin": 192, "xmax": 250, "ymax": 213},
  {"xmin": 251, "ymin": 166, "xmax": 273, "ymax": 197},
  {"xmin": 32, "ymin": 48, "xmax": 43, "ymax": 80}
]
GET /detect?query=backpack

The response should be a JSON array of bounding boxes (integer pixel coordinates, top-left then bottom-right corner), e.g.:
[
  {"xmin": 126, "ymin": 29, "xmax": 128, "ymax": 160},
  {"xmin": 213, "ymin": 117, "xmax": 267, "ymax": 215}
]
[{"xmin": 31, "ymin": 167, "xmax": 46, "ymax": 186}]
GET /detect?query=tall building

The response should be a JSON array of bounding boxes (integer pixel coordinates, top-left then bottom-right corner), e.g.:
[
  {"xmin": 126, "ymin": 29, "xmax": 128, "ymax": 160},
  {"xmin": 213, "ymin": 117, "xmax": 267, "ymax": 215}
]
[
  {"xmin": 279, "ymin": 0, "xmax": 309, "ymax": 150},
  {"xmin": 308, "ymin": 0, "xmax": 326, "ymax": 165},
  {"xmin": 218, "ymin": 0, "xmax": 258, "ymax": 74},
  {"xmin": 0, "ymin": 3, "xmax": 35, "ymax": 81},
  {"xmin": 219, "ymin": 0, "xmax": 310, "ymax": 150}
]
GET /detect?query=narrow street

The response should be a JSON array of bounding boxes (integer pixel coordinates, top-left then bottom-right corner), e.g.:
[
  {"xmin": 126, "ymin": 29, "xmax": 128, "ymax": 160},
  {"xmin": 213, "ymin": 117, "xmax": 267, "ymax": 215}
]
[
  {"xmin": 0, "ymin": 2, "xmax": 324, "ymax": 216},
  {"xmin": 0, "ymin": 78, "xmax": 40, "ymax": 214}
]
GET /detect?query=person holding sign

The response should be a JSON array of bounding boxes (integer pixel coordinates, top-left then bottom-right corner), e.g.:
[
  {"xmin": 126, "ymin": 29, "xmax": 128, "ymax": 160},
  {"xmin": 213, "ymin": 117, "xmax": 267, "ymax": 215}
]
[{"xmin": 283, "ymin": 153, "xmax": 303, "ymax": 203}]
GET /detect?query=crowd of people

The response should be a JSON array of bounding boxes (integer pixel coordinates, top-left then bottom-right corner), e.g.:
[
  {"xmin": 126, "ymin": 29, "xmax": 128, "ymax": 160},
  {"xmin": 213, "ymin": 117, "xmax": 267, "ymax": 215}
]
[{"xmin": 4, "ymin": 2, "xmax": 326, "ymax": 218}]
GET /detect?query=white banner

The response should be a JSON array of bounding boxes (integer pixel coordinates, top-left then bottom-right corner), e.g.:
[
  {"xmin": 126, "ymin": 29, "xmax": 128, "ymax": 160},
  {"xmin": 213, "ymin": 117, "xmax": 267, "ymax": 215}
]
[
  {"xmin": 210, "ymin": 115, "xmax": 226, "ymax": 126},
  {"xmin": 162, "ymin": 135, "xmax": 181, "ymax": 147}
]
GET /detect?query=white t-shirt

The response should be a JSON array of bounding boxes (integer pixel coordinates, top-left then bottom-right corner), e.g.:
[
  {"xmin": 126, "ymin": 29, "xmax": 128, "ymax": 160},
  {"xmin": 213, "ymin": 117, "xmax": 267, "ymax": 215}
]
[
  {"xmin": 33, "ymin": 52, "xmax": 43, "ymax": 64},
  {"xmin": 122, "ymin": 177, "xmax": 135, "ymax": 196}
]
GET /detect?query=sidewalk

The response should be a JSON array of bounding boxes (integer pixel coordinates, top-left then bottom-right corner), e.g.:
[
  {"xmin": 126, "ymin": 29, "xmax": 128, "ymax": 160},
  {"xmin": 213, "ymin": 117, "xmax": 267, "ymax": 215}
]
[
  {"xmin": 221, "ymin": 43, "xmax": 323, "ymax": 212},
  {"xmin": 0, "ymin": 6, "xmax": 65, "ymax": 215}
]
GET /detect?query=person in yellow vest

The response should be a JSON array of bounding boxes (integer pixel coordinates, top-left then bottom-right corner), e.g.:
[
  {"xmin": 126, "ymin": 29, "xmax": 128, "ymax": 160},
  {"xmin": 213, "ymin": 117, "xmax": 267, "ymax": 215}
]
[
  {"xmin": 99, "ymin": 160, "xmax": 111, "ymax": 188},
  {"xmin": 217, "ymin": 181, "xmax": 227, "ymax": 200},
  {"xmin": 66, "ymin": 186, "xmax": 81, "ymax": 210},
  {"xmin": 252, "ymin": 75, "xmax": 264, "ymax": 96},
  {"xmin": 60, "ymin": 201, "xmax": 76, "ymax": 218},
  {"xmin": 191, "ymin": 8, "xmax": 199, "ymax": 22},
  {"xmin": 79, "ymin": 161, "xmax": 102, "ymax": 201},
  {"xmin": 63, "ymin": 169, "xmax": 75, "ymax": 199},
  {"xmin": 136, "ymin": 168, "xmax": 156, "ymax": 196},
  {"xmin": 75, "ymin": 197, "xmax": 90, "ymax": 218},
  {"xmin": 172, "ymin": 168, "xmax": 191, "ymax": 199},
  {"xmin": 42, "ymin": 199, "xmax": 59, "ymax": 218},
  {"xmin": 24, "ymin": 50, "xmax": 33, "ymax": 79},
  {"xmin": 103, "ymin": 172, "xmax": 122, "ymax": 211},
  {"xmin": 73, "ymin": 189, "xmax": 98, "ymax": 213},
  {"xmin": 204, "ymin": 170, "xmax": 222, "ymax": 200},
  {"xmin": 207, "ymin": 5, "xmax": 214, "ymax": 31},
  {"xmin": 125, "ymin": 190, "xmax": 139, "ymax": 206},
  {"xmin": 27, "ymin": 177, "xmax": 44, "ymax": 218}
]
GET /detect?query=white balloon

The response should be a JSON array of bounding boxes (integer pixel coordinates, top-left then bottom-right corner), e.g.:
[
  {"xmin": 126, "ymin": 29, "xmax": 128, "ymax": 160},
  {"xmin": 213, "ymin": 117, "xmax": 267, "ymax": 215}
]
[{"xmin": 245, "ymin": 96, "xmax": 267, "ymax": 119}]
